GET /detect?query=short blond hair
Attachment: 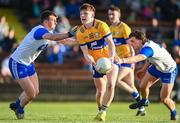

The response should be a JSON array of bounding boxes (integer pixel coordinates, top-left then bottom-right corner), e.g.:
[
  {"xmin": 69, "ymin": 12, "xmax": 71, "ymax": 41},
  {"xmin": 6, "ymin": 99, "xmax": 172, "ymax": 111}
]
[{"xmin": 79, "ymin": 3, "xmax": 95, "ymax": 13}]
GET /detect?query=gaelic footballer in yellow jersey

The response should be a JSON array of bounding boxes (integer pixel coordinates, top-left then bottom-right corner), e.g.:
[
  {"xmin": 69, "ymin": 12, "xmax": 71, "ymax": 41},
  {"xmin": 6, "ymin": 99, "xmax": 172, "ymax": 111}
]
[
  {"xmin": 77, "ymin": 19, "xmax": 112, "ymax": 62},
  {"xmin": 110, "ymin": 22, "xmax": 132, "ymax": 58},
  {"xmin": 78, "ymin": 3, "xmax": 119, "ymax": 121},
  {"xmin": 108, "ymin": 5, "xmax": 146, "ymax": 116}
]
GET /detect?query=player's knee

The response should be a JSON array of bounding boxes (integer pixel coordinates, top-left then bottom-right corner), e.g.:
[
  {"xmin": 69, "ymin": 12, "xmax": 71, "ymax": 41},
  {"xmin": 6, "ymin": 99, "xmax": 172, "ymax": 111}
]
[
  {"xmin": 27, "ymin": 91, "xmax": 37, "ymax": 99},
  {"xmin": 160, "ymin": 96, "xmax": 169, "ymax": 104},
  {"xmin": 107, "ymin": 84, "xmax": 115, "ymax": 92},
  {"xmin": 96, "ymin": 91, "xmax": 105, "ymax": 98}
]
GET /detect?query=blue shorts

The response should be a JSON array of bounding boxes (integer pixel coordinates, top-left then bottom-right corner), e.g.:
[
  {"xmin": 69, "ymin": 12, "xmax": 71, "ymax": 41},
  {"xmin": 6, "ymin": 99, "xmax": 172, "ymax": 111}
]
[
  {"xmin": 120, "ymin": 63, "xmax": 132, "ymax": 68},
  {"xmin": 148, "ymin": 65, "xmax": 178, "ymax": 83},
  {"xmin": 92, "ymin": 61, "xmax": 119, "ymax": 78},
  {"xmin": 9, "ymin": 58, "xmax": 36, "ymax": 79}
]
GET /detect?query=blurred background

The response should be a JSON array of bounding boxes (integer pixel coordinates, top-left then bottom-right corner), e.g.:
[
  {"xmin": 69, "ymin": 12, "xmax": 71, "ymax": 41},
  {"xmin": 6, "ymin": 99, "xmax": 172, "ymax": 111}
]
[{"xmin": 0, "ymin": 0, "xmax": 179, "ymax": 102}]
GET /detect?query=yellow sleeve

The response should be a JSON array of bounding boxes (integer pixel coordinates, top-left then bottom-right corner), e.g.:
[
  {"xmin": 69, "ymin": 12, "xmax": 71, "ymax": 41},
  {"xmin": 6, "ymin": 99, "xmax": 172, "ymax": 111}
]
[
  {"xmin": 99, "ymin": 22, "xmax": 111, "ymax": 37},
  {"xmin": 123, "ymin": 24, "xmax": 131, "ymax": 38}
]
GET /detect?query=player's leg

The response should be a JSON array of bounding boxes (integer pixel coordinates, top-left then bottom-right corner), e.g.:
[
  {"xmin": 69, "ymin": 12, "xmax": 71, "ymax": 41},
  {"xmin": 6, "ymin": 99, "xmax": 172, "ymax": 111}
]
[
  {"xmin": 8, "ymin": 59, "xmax": 36, "ymax": 119},
  {"xmin": 10, "ymin": 77, "xmax": 36, "ymax": 119},
  {"xmin": 117, "ymin": 67, "xmax": 135, "ymax": 93},
  {"xmin": 129, "ymin": 71, "xmax": 158, "ymax": 109},
  {"xmin": 18, "ymin": 73, "xmax": 39, "ymax": 107},
  {"xmin": 94, "ymin": 77, "xmax": 106, "ymax": 108},
  {"xmin": 140, "ymin": 72, "xmax": 158, "ymax": 99},
  {"xmin": 123, "ymin": 69, "xmax": 146, "ymax": 116},
  {"xmin": 29, "ymin": 73, "xmax": 39, "ymax": 97},
  {"xmin": 12, "ymin": 72, "xmax": 38, "ymax": 119},
  {"xmin": 103, "ymin": 63, "xmax": 119, "ymax": 107},
  {"xmin": 96, "ymin": 64, "xmax": 118, "ymax": 122},
  {"xmin": 93, "ymin": 77, "xmax": 107, "ymax": 121},
  {"xmin": 160, "ymin": 66, "xmax": 178, "ymax": 120},
  {"xmin": 160, "ymin": 83, "xmax": 178, "ymax": 120},
  {"xmin": 92, "ymin": 65, "xmax": 107, "ymax": 121}
]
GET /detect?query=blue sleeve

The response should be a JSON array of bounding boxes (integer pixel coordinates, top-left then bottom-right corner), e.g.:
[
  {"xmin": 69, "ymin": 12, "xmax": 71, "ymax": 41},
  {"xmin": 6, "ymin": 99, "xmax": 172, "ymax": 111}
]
[
  {"xmin": 34, "ymin": 28, "xmax": 49, "ymax": 40},
  {"xmin": 140, "ymin": 47, "xmax": 154, "ymax": 58}
]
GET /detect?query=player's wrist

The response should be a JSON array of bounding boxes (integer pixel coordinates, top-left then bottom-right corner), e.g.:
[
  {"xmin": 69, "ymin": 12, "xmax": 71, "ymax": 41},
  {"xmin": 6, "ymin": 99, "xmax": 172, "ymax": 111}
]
[{"xmin": 67, "ymin": 32, "xmax": 73, "ymax": 37}]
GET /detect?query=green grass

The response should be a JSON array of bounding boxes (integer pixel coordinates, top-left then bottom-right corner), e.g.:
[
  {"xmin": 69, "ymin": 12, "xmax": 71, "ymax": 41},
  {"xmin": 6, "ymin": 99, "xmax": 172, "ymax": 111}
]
[{"xmin": 0, "ymin": 102, "xmax": 179, "ymax": 123}]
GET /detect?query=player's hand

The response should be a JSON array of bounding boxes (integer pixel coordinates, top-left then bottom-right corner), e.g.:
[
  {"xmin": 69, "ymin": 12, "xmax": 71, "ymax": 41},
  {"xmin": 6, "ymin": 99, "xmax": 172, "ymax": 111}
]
[
  {"xmin": 60, "ymin": 38, "xmax": 78, "ymax": 45},
  {"xmin": 68, "ymin": 25, "xmax": 79, "ymax": 37}
]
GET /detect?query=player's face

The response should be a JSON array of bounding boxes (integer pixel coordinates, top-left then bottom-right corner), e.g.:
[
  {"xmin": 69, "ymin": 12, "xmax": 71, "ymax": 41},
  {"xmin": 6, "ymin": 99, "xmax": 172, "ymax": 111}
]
[
  {"xmin": 47, "ymin": 15, "xmax": 57, "ymax": 30},
  {"xmin": 80, "ymin": 10, "xmax": 94, "ymax": 25},
  {"xmin": 108, "ymin": 10, "xmax": 120, "ymax": 24},
  {"xmin": 127, "ymin": 37, "xmax": 142, "ymax": 52}
]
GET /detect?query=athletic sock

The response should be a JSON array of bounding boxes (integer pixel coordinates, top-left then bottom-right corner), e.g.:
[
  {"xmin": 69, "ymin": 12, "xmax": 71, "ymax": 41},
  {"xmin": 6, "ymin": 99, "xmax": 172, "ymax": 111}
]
[
  {"xmin": 16, "ymin": 99, "xmax": 24, "ymax": 113},
  {"xmin": 171, "ymin": 109, "xmax": 177, "ymax": 117},
  {"xmin": 141, "ymin": 98, "xmax": 149, "ymax": 104},
  {"xmin": 15, "ymin": 99, "xmax": 20, "ymax": 108},
  {"xmin": 100, "ymin": 105, "xmax": 108, "ymax": 112},
  {"xmin": 131, "ymin": 92, "xmax": 140, "ymax": 102}
]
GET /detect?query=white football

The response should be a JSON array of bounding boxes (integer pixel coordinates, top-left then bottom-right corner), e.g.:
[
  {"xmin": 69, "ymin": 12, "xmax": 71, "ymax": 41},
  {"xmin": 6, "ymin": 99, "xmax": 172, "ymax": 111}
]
[{"xmin": 95, "ymin": 57, "xmax": 112, "ymax": 74}]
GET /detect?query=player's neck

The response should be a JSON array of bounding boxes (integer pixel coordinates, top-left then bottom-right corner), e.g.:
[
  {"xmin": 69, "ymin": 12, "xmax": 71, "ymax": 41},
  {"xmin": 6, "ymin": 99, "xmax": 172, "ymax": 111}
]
[
  {"xmin": 84, "ymin": 19, "xmax": 94, "ymax": 29},
  {"xmin": 112, "ymin": 20, "xmax": 121, "ymax": 26},
  {"xmin": 43, "ymin": 24, "xmax": 51, "ymax": 31}
]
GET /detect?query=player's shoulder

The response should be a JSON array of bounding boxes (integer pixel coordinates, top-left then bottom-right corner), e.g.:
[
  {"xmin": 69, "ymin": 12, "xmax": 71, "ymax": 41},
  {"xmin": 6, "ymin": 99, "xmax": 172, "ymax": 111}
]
[
  {"xmin": 76, "ymin": 25, "xmax": 85, "ymax": 35},
  {"xmin": 143, "ymin": 40, "xmax": 157, "ymax": 50},
  {"xmin": 31, "ymin": 25, "xmax": 48, "ymax": 33},
  {"xmin": 120, "ymin": 22, "xmax": 130, "ymax": 28},
  {"xmin": 95, "ymin": 19, "xmax": 108, "ymax": 26}
]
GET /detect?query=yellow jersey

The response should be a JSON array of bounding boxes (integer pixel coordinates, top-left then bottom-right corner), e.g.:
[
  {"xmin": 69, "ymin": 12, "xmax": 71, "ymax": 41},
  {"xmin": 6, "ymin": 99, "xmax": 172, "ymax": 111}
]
[
  {"xmin": 76, "ymin": 19, "xmax": 112, "ymax": 62},
  {"xmin": 110, "ymin": 22, "xmax": 132, "ymax": 58}
]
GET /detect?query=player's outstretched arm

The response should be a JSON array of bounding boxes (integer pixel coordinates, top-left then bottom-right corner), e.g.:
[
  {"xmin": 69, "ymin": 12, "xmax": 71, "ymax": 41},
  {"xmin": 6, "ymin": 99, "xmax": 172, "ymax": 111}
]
[
  {"xmin": 43, "ymin": 32, "xmax": 70, "ymax": 41},
  {"xmin": 59, "ymin": 38, "xmax": 78, "ymax": 46},
  {"xmin": 43, "ymin": 25, "xmax": 79, "ymax": 41},
  {"xmin": 118, "ymin": 54, "xmax": 147, "ymax": 64}
]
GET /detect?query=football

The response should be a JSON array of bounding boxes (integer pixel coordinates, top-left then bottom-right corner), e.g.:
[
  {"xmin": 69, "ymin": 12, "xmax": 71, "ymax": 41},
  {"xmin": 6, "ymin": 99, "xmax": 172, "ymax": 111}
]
[{"xmin": 95, "ymin": 57, "xmax": 112, "ymax": 74}]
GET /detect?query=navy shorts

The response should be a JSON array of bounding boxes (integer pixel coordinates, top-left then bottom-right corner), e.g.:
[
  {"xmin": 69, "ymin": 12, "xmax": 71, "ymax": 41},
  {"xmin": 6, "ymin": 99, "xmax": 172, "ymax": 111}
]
[
  {"xmin": 9, "ymin": 58, "xmax": 36, "ymax": 79},
  {"xmin": 148, "ymin": 65, "xmax": 178, "ymax": 83}
]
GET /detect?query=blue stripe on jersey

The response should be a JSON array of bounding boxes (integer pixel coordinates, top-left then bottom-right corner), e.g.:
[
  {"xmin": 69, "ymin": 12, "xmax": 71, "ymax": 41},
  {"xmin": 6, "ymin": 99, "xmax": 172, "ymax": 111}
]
[
  {"xmin": 86, "ymin": 38, "xmax": 108, "ymax": 50},
  {"xmin": 103, "ymin": 33, "xmax": 112, "ymax": 38},
  {"xmin": 113, "ymin": 38, "xmax": 126, "ymax": 46},
  {"xmin": 34, "ymin": 28, "xmax": 49, "ymax": 40},
  {"xmin": 140, "ymin": 47, "xmax": 154, "ymax": 58}
]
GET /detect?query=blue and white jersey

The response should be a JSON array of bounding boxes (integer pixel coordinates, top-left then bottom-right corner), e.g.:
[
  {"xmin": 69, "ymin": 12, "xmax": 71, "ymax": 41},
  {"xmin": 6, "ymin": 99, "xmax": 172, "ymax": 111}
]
[
  {"xmin": 140, "ymin": 40, "xmax": 176, "ymax": 73},
  {"xmin": 11, "ymin": 25, "xmax": 50, "ymax": 65}
]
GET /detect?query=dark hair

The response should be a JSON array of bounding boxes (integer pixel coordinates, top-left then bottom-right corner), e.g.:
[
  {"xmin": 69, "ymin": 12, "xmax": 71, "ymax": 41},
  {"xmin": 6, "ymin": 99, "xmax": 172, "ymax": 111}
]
[
  {"xmin": 129, "ymin": 30, "xmax": 148, "ymax": 43},
  {"xmin": 108, "ymin": 5, "xmax": 121, "ymax": 14},
  {"xmin": 40, "ymin": 10, "xmax": 57, "ymax": 23},
  {"xmin": 79, "ymin": 3, "xmax": 95, "ymax": 13}
]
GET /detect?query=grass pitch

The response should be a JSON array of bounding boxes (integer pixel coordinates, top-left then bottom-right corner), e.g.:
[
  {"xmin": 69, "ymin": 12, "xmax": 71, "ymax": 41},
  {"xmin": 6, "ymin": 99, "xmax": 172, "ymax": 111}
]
[{"xmin": 0, "ymin": 102, "xmax": 179, "ymax": 123}]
